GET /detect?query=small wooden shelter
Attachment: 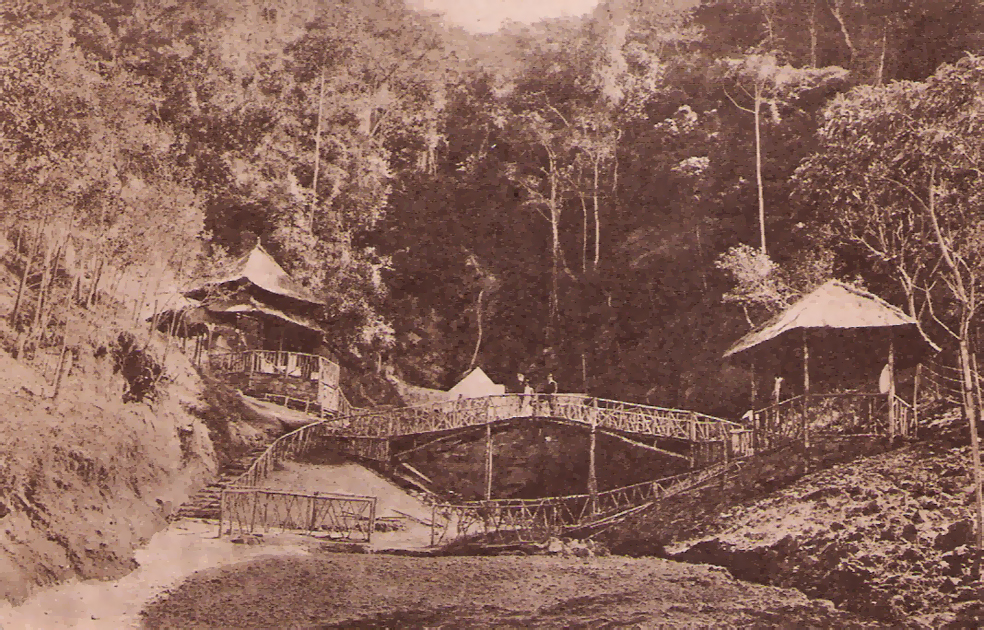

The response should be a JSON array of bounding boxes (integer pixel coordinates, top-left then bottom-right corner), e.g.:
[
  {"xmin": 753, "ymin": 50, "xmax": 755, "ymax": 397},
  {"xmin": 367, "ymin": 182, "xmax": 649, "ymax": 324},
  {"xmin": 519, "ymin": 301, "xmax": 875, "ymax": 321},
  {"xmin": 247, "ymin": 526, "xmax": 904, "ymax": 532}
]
[
  {"xmin": 724, "ymin": 280, "xmax": 938, "ymax": 441},
  {"xmin": 152, "ymin": 243, "xmax": 345, "ymax": 415}
]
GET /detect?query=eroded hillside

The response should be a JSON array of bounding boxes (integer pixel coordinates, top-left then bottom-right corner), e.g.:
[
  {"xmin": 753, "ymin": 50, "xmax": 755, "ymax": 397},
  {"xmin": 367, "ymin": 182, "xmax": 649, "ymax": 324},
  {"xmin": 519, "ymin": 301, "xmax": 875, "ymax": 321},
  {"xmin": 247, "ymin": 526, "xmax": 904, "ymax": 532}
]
[{"xmin": 0, "ymin": 333, "xmax": 284, "ymax": 603}]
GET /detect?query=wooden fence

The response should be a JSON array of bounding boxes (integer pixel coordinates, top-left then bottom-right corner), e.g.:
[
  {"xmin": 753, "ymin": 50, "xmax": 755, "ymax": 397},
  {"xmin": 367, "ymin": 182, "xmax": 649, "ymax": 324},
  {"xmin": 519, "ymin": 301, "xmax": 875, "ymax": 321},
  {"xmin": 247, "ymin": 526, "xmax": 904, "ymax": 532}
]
[
  {"xmin": 751, "ymin": 391, "xmax": 915, "ymax": 450},
  {"xmin": 219, "ymin": 488, "xmax": 376, "ymax": 542}
]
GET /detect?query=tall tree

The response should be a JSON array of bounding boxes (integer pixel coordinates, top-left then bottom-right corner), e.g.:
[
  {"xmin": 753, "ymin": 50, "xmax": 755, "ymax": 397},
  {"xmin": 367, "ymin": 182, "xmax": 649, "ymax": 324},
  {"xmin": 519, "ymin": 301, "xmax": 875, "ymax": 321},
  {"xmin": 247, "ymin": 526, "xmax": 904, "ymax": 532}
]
[
  {"xmin": 796, "ymin": 54, "xmax": 984, "ymax": 550},
  {"xmin": 719, "ymin": 54, "xmax": 847, "ymax": 254}
]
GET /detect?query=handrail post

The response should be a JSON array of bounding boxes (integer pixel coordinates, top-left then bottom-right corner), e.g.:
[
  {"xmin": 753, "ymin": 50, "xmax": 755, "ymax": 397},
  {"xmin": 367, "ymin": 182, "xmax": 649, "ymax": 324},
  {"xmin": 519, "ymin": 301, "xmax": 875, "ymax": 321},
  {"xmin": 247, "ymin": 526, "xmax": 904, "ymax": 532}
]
[
  {"xmin": 309, "ymin": 493, "xmax": 318, "ymax": 533},
  {"xmin": 588, "ymin": 415, "xmax": 598, "ymax": 516},
  {"xmin": 367, "ymin": 498, "xmax": 376, "ymax": 543},
  {"xmin": 218, "ymin": 490, "xmax": 225, "ymax": 538},
  {"xmin": 249, "ymin": 489, "xmax": 258, "ymax": 535},
  {"xmin": 887, "ymin": 333, "xmax": 896, "ymax": 441},
  {"xmin": 430, "ymin": 504, "xmax": 436, "ymax": 547},
  {"xmin": 484, "ymin": 422, "xmax": 493, "ymax": 501}
]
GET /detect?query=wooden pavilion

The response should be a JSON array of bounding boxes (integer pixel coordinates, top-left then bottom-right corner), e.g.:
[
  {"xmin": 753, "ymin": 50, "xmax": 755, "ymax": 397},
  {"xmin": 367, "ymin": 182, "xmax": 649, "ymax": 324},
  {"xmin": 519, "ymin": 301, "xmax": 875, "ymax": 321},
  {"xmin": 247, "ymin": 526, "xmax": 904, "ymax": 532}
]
[
  {"xmin": 724, "ymin": 280, "xmax": 939, "ymax": 444},
  {"xmin": 154, "ymin": 243, "xmax": 345, "ymax": 415}
]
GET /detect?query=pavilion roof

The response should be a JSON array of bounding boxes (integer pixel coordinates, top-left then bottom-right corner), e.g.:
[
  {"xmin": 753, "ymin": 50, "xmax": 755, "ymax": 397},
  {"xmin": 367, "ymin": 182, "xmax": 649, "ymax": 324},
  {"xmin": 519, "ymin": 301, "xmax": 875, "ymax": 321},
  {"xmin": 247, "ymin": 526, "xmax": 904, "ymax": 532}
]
[
  {"xmin": 185, "ymin": 243, "xmax": 323, "ymax": 306},
  {"xmin": 724, "ymin": 280, "xmax": 939, "ymax": 358}
]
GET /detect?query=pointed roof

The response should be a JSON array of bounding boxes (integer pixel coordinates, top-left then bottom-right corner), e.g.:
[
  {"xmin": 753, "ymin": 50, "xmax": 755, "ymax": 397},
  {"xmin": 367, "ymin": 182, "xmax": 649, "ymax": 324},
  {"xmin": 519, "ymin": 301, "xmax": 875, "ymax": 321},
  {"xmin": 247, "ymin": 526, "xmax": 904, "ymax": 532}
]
[
  {"xmin": 724, "ymin": 280, "xmax": 939, "ymax": 358},
  {"xmin": 448, "ymin": 367, "xmax": 506, "ymax": 398},
  {"xmin": 186, "ymin": 243, "xmax": 323, "ymax": 306}
]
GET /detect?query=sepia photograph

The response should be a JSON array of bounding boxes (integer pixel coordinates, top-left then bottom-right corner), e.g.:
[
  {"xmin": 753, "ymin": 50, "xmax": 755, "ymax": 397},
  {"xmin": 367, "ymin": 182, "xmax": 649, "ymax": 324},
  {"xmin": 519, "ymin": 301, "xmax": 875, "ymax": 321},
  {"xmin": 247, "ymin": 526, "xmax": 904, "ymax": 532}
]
[{"xmin": 0, "ymin": 0, "xmax": 983, "ymax": 626}]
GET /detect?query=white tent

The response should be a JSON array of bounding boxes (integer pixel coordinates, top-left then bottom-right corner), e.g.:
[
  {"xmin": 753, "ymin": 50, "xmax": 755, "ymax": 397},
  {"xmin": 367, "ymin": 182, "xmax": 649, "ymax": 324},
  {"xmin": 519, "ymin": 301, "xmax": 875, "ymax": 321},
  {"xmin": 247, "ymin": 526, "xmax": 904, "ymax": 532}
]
[{"xmin": 447, "ymin": 367, "xmax": 505, "ymax": 399}]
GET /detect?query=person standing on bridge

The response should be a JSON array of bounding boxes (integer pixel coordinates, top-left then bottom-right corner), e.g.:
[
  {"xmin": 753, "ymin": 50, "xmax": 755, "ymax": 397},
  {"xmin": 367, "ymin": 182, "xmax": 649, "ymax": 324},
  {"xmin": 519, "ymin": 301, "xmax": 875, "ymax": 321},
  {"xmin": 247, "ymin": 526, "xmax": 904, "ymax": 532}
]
[
  {"xmin": 517, "ymin": 373, "xmax": 533, "ymax": 416},
  {"xmin": 546, "ymin": 373, "xmax": 558, "ymax": 416}
]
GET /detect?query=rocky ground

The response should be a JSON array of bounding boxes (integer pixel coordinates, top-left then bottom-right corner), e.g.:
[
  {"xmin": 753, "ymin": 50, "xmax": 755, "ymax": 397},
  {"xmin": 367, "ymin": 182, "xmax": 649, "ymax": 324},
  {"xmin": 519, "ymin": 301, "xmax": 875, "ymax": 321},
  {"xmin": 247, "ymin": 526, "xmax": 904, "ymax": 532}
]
[
  {"xmin": 601, "ymin": 409, "xmax": 984, "ymax": 627},
  {"xmin": 140, "ymin": 549, "xmax": 878, "ymax": 628}
]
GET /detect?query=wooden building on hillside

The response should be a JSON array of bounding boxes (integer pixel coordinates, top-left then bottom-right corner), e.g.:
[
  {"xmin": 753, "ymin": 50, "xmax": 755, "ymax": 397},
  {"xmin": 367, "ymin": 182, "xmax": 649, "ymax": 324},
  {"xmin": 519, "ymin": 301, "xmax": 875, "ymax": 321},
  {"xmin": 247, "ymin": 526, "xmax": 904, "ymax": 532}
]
[{"xmin": 154, "ymin": 243, "xmax": 345, "ymax": 415}]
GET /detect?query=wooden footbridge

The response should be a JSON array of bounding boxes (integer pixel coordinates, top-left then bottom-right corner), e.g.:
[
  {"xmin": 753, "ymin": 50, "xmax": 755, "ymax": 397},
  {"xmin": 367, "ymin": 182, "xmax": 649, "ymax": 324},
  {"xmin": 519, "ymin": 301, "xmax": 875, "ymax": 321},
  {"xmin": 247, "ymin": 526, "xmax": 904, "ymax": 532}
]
[{"xmin": 214, "ymin": 390, "xmax": 913, "ymax": 545}]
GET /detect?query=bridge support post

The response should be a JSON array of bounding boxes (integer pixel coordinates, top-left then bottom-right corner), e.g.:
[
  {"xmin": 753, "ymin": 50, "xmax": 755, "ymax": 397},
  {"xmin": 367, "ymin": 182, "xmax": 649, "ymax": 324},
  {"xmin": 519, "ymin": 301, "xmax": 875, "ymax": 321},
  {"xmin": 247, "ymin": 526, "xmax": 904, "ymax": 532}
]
[
  {"xmin": 802, "ymin": 330, "xmax": 812, "ymax": 473},
  {"xmin": 484, "ymin": 422, "xmax": 493, "ymax": 501},
  {"xmin": 588, "ymin": 418, "xmax": 598, "ymax": 515}
]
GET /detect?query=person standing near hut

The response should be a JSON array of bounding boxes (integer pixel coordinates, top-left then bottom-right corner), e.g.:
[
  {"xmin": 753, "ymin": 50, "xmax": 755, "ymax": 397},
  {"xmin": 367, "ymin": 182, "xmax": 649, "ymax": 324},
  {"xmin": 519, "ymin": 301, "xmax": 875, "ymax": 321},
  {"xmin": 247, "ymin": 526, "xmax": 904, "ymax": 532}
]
[{"xmin": 772, "ymin": 376, "xmax": 783, "ymax": 405}]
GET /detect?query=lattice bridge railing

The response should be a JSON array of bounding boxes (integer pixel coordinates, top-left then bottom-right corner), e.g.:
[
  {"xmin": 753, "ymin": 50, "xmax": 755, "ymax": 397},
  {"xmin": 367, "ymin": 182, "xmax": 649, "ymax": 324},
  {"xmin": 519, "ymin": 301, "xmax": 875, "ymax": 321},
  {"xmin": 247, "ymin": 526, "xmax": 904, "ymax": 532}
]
[
  {"xmin": 428, "ymin": 460, "xmax": 733, "ymax": 546},
  {"xmin": 219, "ymin": 488, "xmax": 376, "ymax": 542},
  {"xmin": 338, "ymin": 394, "xmax": 747, "ymax": 445}
]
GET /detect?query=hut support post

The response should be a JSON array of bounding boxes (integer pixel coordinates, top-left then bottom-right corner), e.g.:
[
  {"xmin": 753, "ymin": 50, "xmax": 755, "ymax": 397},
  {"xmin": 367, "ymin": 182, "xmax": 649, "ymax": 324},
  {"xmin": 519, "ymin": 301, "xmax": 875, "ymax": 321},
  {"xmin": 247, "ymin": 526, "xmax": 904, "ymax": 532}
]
[
  {"xmin": 888, "ymin": 333, "xmax": 896, "ymax": 441},
  {"xmin": 750, "ymin": 359, "xmax": 757, "ymax": 409}
]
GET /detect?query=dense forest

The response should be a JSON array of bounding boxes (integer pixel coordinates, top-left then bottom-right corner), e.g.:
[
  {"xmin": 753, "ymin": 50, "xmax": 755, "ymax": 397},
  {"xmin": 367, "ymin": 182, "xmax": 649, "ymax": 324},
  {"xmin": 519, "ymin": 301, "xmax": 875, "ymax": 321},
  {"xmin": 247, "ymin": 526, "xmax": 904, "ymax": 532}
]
[{"xmin": 4, "ymin": 0, "xmax": 984, "ymax": 417}]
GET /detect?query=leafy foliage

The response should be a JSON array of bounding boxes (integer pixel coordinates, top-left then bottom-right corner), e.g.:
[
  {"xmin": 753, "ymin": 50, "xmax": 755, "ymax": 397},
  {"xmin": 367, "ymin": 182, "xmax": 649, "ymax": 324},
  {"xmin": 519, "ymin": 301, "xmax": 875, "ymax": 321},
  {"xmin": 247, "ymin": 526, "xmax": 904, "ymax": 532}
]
[{"xmin": 5, "ymin": 0, "xmax": 984, "ymax": 415}]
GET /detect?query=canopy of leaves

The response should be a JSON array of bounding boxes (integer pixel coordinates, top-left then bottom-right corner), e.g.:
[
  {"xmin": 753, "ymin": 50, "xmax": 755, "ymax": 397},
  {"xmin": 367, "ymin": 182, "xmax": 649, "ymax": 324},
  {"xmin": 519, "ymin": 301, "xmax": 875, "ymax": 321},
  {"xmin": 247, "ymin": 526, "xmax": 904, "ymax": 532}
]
[{"xmin": 5, "ymin": 0, "xmax": 984, "ymax": 413}]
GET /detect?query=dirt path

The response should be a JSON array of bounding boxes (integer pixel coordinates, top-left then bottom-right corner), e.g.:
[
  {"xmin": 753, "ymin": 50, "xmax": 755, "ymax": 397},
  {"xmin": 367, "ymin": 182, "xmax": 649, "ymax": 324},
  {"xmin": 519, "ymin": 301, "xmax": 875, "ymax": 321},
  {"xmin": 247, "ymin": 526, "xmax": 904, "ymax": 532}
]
[
  {"xmin": 140, "ymin": 551, "xmax": 881, "ymax": 628},
  {"xmin": 0, "ymin": 520, "xmax": 310, "ymax": 630}
]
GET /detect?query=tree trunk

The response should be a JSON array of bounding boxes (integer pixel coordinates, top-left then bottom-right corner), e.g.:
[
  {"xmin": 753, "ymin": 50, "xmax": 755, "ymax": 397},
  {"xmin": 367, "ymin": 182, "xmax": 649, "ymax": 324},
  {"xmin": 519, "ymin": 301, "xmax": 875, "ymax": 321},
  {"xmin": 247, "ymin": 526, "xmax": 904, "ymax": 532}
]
[
  {"xmin": 547, "ymin": 157, "xmax": 561, "ymax": 353},
  {"xmin": 959, "ymin": 333, "xmax": 984, "ymax": 550},
  {"xmin": 11, "ymin": 218, "xmax": 47, "ymax": 328},
  {"xmin": 754, "ymin": 85, "xmax": 766, "ymax": 254},
  {"xmin": 87, "ymin": 257, "xmax": 105, "ymax": 308},
  {"xmin": 10, "ymin": 242, "xmax": 33, "ymax": 329},
  {"xmin": 593, "ymin": 154, "xmax": 601, "ymax": 270},
  {"xmin": 31, "ymin": 239, "xmax": 55, "ymax": 339},
  {"xmin": 310, "ymin": 67, "xmax": 326, "ymax": 233},
  {"xmin": 829, "ymin": 0, "xmax": 856, "ymax": 65},
  {"xmin": 580, "ymin": 193, "xmax": 588, "ymax": 274},
  {"xmin": 52, "ymin": 341, "xmax": 72, "ymax": 401},
  {"xmin": 809, "ymin": 0, "xmax": 818, "ymax": 68},
  {"xmin": 876, "ymin": 23, "xmax": 888, "ymax": 85},
  {"xmin": 38, "ymin": 239, "xmax": 69, "ymax": 336},
  {"xmin": 468, "ymin": 288, "xmax": 485, "ymax": 371}
]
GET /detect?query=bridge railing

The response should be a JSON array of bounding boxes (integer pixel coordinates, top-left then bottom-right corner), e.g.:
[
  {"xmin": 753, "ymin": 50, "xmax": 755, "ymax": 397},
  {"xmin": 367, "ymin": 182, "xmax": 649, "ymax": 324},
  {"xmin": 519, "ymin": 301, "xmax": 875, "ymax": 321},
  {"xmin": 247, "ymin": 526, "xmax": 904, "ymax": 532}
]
[
  {"xmin": 208, "ymin": 350, "xmax": 345, "ymax": 416},
  {"xmin": 429, "ymin": 459, "xmax": 735, "ymax": 546},
  {"xmin": 339, "ymin": 393, "xmax": 742, "ymax": 443},
  {"xmin": 751, "ymin": 391, "xmax": 915, "ymax": 450},
  {"xmin": 230, "ymin": 416, "xmax": 348, "ymax": 488},
  {"xmin": 231, "ymin": 393, "xmax": 749, "ymax": 492},
  {"xmin": 219, "ymin": 488, "xmax": 376, "ymax": 542}
]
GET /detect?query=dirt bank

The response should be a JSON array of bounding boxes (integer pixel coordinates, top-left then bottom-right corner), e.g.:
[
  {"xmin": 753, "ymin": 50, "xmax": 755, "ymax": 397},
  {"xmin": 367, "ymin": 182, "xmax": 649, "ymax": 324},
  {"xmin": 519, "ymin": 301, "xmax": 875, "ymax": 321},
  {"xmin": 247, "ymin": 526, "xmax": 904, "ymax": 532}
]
[
  {"xmin": 593, "ymin": 413, "xmax": 982, "ymax": 626},
  {"xmin": 141, "ymin": 551, "xmax": 878, "ymax": 628},
  {"xmin": 668, "ymin": 430, "xmax": 983, "ymax": 625},
  {"xmin": 0, "ymin": 337, "xmax": 281, "ymax": 604}
]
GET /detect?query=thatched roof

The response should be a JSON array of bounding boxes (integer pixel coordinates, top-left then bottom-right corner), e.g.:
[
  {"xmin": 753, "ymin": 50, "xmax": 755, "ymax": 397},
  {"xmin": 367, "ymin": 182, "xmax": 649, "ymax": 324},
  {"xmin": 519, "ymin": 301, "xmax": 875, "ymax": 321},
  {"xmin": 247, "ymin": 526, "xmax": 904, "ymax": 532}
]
[
  {"xmin": 185, "ymin": 243, "xmax": 323, "ymax": 306},
  {"xmin": 724, "ymin": 280, "xmax": 938, "ymax": 358}
]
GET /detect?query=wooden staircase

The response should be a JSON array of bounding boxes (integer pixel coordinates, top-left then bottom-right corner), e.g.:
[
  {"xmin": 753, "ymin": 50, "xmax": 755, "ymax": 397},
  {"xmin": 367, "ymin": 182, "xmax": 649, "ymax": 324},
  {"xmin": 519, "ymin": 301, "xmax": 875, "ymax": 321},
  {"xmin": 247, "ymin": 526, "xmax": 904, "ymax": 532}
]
[{"xmin": 173, "ymin": 446, "xmax": 269, "ymax": 520}]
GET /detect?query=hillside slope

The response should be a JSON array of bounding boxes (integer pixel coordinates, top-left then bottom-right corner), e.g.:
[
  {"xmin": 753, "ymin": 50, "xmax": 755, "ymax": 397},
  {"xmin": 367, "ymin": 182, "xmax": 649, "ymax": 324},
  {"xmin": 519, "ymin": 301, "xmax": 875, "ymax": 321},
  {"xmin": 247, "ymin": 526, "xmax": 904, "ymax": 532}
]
[
  {"xmin": 604, "ymin": 413, "xmax": 982, "ymax": 625},
  {"xmin": 0, "ymin": 337, "xmax": 283, "ymax": 603}
]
